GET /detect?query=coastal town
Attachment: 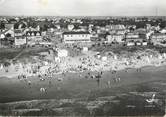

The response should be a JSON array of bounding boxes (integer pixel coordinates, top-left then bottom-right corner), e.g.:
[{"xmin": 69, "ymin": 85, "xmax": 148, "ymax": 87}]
[
  {"xmin": 0, "ymin": 16, "xmax": 166, "ymax": 116},
  {"xmin": 1, "ymin": 16, "xmax": 166, "ymax": 77}
]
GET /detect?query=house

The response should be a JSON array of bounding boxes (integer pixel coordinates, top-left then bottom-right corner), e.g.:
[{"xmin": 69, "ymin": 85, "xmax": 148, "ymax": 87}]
[
  {"xmin": 106, "ymin": 25, "xmax": 126, "ymax": 30},
  {"xmin": 125, "ymin": 32, "xmax": 146, "ymax": 46},
  {"xmin": 0, "ymin": 32, "xmax": 5, "ymax": 39},
  {"xmin": 160, "ymin": 29, "xmax": 166, "ymax": 34},
  {"xmin": 9, "ymin": 18, "xmax": 17, "ymax": 24},
  {"xmin": 0, "ymin": 29, "xmax": 15, "ymax": 46},
  {"xmin": 5, "ymin": 23, "xmax": 14, "ymax": 30},
  {"xmin": 55, "ymin": 25, "xmax": 61, "ymax": 29},
  {"xmin": 26, "ymin": 31, "xmax": 42, "ymax": 45},
  {"xmin": 0, "ymin": 31, "xmax": 5, "ymax": 47},
  {"xmin": 151, "ymin": 33, "xmax": 166, "ymax": 46},
  {"xmin": 14, "ymin": 36, "xmax": 26, "ymax": 46},
  {"xmin": 14, "ymin": 29, "xmax": 26, "ymax": 46},
  {"xmin": 4, "ymin": 29, "xmax": 14, "ymax": 37},
  {"xmin": 108, "ymin": 30, "xmax": 116, "ymax": 34},
  {"xmin": 116, "ymin": 29, "xmax": 126, "ymax": 35},
  {"xmin": 68, "ymin": 24, "xmax": 74, "ymax": 31},
  {"xmin": 14, "ymin": 29, "xmax": 23, "ymax": 37},
  {"xmin": 63, "ymin": 31, "xmax": 91, "ymax": 44},
  {"xmin": 106, "ymin": 34, "xmax": 125, "ymax": 43},
  {"xmin": 126, "ymin": 32, "xmax": 139, "ymax": 39},
  {"xmin": 135, "ymin": 28, "xmax": 147, "ymax": 39}
]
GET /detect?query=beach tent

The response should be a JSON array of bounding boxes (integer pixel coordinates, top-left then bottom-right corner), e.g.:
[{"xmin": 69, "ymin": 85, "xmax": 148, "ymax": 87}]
[
  {"xmin": 114, "ymin": 55, "xmax": 117, "ymax": 60},
  {"xmin": 0, "ymin": 64, "xmax": 3, "ymax": 69},
  {"xmin": 162, "ymin": 53, "xmax": 166, "ymax": 58},
  {"xmin": 146, "ymin": 56, "xmax": 150, "ymax": 63},
  {"xmin": 58, "ymin": 49, "xmax": 68, "ymax": 57},
  {"xmin": 142, "ymin": 42, "xmax": 148, "ymax": 46},
  {"xmin": 102, "ymin": 56, "xmax": 107, "ymax": 61},
  {"xmin": 158, "ymin": 55, "xmax": 163, "ymax": 60},
  {"xmin": 82, "ymin": 47, "xmax": 88, "ymax": 52},
  {"xmin": 97, "ymin": 55, "xmax": 101, "ymax": 59},
  {"xmin": 55, "ymin": 57, "xmax": 61, "ymax": 62},
  {"xmin": 125, "ymin": 61, "xmax": 129, "ymax": 65},
  {"xmin": 44, "ymin": 61, "xmax": 49, "ymax": 65},
  {"xmin": 149, "ymin": 54, "xmax": 153, "ymax": 58}
]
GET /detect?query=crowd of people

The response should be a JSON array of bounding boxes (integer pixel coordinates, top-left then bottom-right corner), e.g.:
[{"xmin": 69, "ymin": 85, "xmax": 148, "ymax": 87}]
[
  {"xmin": 1, "ymin": 49, "xmax": 166, "ymax": 82},
  {"xmin": 1, "ymin": 48, "xmax": 166, "ymax": 94}
]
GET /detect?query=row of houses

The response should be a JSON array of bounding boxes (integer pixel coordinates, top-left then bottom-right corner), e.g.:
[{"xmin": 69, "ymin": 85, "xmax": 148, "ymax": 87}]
[
  {"xmin": 0, "ymin": 29, "xmax": 42, "ymax": 47},
  {"xmin": 62, "ymin": 31, "xmax": 166, "ymax": 47},
  {"xmin": 1, "ymin": 29, "xmax": 166, "ymax": 47}
]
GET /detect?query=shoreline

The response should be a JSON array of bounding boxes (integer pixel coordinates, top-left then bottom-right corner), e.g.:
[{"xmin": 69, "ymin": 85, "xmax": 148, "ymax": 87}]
[{"xmin": 0, "ymin": 63, "xmax": 166, "ymax": 79}]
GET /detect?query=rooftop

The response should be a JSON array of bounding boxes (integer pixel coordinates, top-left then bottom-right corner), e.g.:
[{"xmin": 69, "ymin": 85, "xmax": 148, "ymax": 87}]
[
  {"xmin": 152, "ymin": 33, "xmax": 166, "ymax": 36},
  {"xmin": 14, "ymin": 30, "xmax": 22, "ymax": 33},
  {"xmin": 63, "ymin": 31, "xmax": 90, "ymax": 35}
]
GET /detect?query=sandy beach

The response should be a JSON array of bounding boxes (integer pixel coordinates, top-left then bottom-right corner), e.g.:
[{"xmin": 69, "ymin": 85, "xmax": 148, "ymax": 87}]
[
  {"xmin": 0, "ymin": 48, "xmax": 166, "ymax": 116},
  {"xmin": 0, "ymin": 64, "xmax": 166, "ymax": 103},
  {"xmin": 1, "ymin": 49, "xmax": 166, "ymax": 79},
  {"xmin": 0, "ymin": 62, "xmax": 165, "ymax": 115}
]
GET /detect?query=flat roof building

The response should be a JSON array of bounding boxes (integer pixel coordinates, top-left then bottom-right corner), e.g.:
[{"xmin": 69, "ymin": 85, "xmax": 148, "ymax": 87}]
[{"xmin": 63, "ymin": 31, "xmax": 91, "ymax": 44}]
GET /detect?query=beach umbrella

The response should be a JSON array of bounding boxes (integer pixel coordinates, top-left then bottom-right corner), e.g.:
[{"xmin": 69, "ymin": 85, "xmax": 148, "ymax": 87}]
[
  {"xmin": 0, "ymin": 64, "xmax": 3, "ymax": 69},
  {"xmin": 125, "ymin": 61, "xmax": 129, "ymax": 65},
  {"xmin": 107, "ymin": 81, "xmax": 111, "ymax": 86},
  {"xmin": 162, "ymin": 53, "xmax": 166, "ymax": 58},
  {"xmin": 149, "ymin": 54, "xmax": 153, "ymax": 58},
  {"xmin": 146, "ymin": 56, "xmax": 150, "ymax": 63},
  {"xmin": 114, "ymin": 55, "xmax": 117, "ymax": 60},
  {"xmin": 102, "ymin": 56, "xmax": 107, "ymax": 61},
  {"xmin": 158, "ymin": 55, "xmax": 163, "ymax": 60}
]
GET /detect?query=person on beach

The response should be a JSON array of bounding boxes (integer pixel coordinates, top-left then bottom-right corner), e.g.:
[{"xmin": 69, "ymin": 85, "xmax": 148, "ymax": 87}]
[
  {"xmin": 96, "ymin": 78, "xmax": 100, "ymax": 86},
  {"xmin": 91, "ymin": 75, "xmax": 95, "ymax": 79},
  {"xmin": 107, "ymin": 81, "xmax": 111, "ymax": 88},
  {"xmin": 40, "ymin": 88, "xmax": 46, "ymax": 93},
  {"xmin": 49, "ymin": 80, "xmax": 52, "ymax": 87},
  {"xmin": 113, "ymin": 77, "xmax": 120, "ymax": 83},
  {"xmin": 18, "ymin": 75, "xmax": 21, "ymax": 80},
  {"xmin": 85, "ymin": 75, "xmax": 89, "ymax": 79},
  {"xmin": 96, "ymin": 73, "xmax": 102, "ymax": 86},
  {"xmin": 28, "ymin": 80, "xmax": 31, "ymax": 86},
  {"xmin": 125, "ymin": 68, "xmax": 128, "ymax": 72},
  {"xmin": 88, "ymin": 72, "xmax": 91, "ymax": 76},
  {"xmin": 58, "ymin": 77, "xmax": 63, "ymax": 81},
  {"xmin": 117, "ymin": 77, "xmax": 121, "ymax": 82},
  {"xmin": 100, "ymin": 71, "xmax": 103, "ymax": 75},
  {"xmin": 137, "ymin": 68, "xmax": 141, "ymax": 72},
  {"xmin": 112, "ymin": 70, "xmax": 117, "ymax": 74}
]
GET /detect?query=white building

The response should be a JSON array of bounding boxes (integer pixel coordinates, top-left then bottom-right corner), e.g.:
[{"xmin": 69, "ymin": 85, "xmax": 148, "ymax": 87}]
[
  {"xmin": 0, "ymin": 33, "xmax": 5, "ymax": 39},
  {"xmin": 14, "ymin": 36, "xmax": 26, "ymax": 46},
  {"xmin": 151, "ymin": 33, "xmax": 166, "ymax": 46},
  {"xmin": 14, "ymin": 29, "xmax": 26, "ymax": 46},
  {"xmin": 57, "ymin": 49, "xmax": 68, "ymax": 57},
  {"xmin": 63, "ymin": 31, "xmax": 91, "ymax": 44},
  {"xmin": 106, "ymin": 34, "xmax": 125, "ymax": 43},
  {"xmin": 68, "ymin": 24, "xmax": 74, "ymax": 31},
  {"xmin": 26, "ymin": 31, "xmax": 42, "ymax": 45}
]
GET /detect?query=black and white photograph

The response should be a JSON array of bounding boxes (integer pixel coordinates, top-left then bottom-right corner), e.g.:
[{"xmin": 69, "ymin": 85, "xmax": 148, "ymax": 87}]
[{"xmin": 0, "ymin": 0, "xmax": 166, "ymax": 116}]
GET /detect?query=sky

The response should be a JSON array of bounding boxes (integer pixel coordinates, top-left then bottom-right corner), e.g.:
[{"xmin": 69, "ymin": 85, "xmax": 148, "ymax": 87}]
[{"xmin": 0, "ymin": 0, "xmax": 165, "ymax": 16}]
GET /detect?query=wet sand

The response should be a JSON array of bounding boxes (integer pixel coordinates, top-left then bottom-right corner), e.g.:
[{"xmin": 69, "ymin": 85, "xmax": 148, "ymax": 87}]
[{"xmin": 0, "ymin": 65, "xmax": 166, "ymax": 103}]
